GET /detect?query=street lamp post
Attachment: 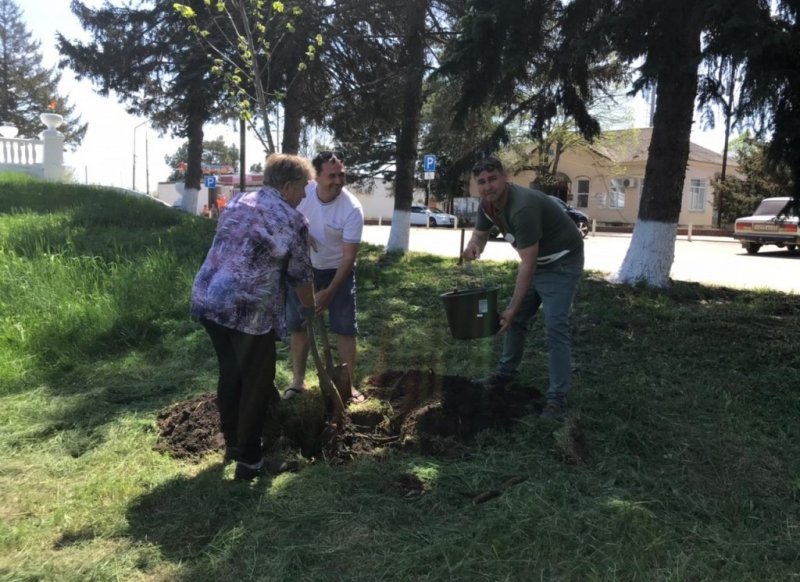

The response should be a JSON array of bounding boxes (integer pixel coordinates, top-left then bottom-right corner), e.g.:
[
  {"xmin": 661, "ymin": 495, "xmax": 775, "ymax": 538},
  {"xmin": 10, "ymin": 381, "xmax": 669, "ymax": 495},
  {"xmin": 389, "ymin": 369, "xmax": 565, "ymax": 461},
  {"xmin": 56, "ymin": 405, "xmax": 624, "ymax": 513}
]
[
  {"xmin": 144, "ymin": 127, "xmax": 150, "ymax": 195},
  {"xmin": 133, "ymin": 121, "xmax": 146, "ymax": 191}
]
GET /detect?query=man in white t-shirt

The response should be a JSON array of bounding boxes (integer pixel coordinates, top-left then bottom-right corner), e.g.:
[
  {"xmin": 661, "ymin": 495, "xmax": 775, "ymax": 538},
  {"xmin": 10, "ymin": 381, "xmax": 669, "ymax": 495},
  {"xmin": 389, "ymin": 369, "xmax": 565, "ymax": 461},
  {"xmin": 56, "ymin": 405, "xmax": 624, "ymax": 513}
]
[{"xmin": 283, "ymin": 151, "xmax": 365, "ymax": 402}]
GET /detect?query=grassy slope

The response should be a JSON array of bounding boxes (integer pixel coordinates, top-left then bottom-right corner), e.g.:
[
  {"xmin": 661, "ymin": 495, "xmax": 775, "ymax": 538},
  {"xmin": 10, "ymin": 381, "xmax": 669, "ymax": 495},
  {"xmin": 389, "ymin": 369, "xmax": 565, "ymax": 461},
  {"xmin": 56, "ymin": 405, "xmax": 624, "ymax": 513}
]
[{"xmin": 0, "ymin": 175, "xmax": 798, "ymax": 581}]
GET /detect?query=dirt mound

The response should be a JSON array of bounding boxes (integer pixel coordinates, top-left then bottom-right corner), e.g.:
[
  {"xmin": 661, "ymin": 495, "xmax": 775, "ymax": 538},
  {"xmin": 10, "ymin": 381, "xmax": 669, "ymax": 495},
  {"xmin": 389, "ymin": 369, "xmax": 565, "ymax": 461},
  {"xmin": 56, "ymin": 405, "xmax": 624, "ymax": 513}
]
[
  {"xmin": 154, "ymin": 392, "xmax": 223, "ymax": 459},
  {"xmin": 154, "ymin": 370, "xmax": 543, "ymax": 462},
  {"xmin": 374, "ymin": 369, "xmax": 541, "ymax": 455}
]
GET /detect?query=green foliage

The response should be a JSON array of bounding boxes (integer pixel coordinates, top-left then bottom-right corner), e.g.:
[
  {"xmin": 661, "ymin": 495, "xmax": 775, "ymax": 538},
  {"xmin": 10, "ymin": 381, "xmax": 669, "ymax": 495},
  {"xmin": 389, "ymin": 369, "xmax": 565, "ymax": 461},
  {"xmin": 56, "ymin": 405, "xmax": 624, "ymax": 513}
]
[
  {"xmin": 1, "ymin": 179, "xmax": 799, "ymax": 579},
  {"xmin": 734, "ymin": 2, "xmax": 800, "ymax": 204},
  {"xmin": 437, "ymin": 0, "xmax": 624, "ymax": 146},
  {"xmin": 697, "ymin": 56, "xmax": 743, "ymax": 134},
  {"xmin": 310, "ymin": 2, "xmax": 418, "ymax": 178},
  {"xmin": 59, "ymin": 0, "xmax": 232, "ymax": 189},
  {"xmin": 0, "ymin": 0, "xmax": 87, "ymax": 146},
  {"xmin": 419, "ymin": 76, "xmax": 498, "ymax": 201},
  {"xmin": 164, "ymin": 135, "xmax": 241, "ymax": 181},
  {"xmin": 173, "ymin": 0, "xmax": 322, "ymax": 153},
  {"xmin": 712, "ymin": 133, "xmax": 795, "ymax": 224}
]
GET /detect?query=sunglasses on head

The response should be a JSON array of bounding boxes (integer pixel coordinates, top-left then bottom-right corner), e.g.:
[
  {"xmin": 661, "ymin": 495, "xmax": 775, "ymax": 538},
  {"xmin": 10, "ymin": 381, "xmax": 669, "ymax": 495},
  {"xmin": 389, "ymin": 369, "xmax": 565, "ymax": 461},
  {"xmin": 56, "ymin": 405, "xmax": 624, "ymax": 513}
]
[
  {"xmin": 471, "ymin": 158, "xmax": 503, "ymax": 175},
  {"xmin": 315, "ymin": 150, "xmax": 344, "ymax": 164}
]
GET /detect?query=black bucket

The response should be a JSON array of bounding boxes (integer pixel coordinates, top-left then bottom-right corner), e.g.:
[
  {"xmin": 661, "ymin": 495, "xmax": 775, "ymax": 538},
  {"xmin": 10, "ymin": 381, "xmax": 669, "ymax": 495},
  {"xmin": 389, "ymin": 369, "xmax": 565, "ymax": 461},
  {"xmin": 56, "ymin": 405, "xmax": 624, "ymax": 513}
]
[{"xmin": 440, "ymin": 286, "xmax": 500, "ymax": 339}]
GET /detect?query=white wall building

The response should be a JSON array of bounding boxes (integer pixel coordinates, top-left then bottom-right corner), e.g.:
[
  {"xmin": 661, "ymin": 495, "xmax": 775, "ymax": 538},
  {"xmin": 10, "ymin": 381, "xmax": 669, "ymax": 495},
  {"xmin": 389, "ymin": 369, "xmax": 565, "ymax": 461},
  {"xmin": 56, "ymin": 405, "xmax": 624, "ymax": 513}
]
[{"xmin": 157, "ymin": 174, "xmax": 426, "ymax": 220}]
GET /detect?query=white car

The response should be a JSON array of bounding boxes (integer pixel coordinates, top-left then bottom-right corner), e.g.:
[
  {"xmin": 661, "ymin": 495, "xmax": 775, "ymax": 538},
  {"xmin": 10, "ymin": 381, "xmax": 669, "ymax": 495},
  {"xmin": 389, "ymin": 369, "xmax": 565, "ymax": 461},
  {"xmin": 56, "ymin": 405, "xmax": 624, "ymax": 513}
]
[
  {"xmin": 733, "ymin": 196, "xmax": 799, "ymax": 254},
  {"xmin": 410, "ymin": 205, "xmax": 457, "ymax": 227}
]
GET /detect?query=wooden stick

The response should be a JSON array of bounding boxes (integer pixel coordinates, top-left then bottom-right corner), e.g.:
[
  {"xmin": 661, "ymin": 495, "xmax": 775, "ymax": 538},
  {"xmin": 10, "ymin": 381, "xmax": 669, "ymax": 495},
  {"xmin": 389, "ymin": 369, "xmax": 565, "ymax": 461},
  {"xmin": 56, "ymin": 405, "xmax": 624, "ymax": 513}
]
[{"xmin": 306, "ymin": 321, "xmax": 346, "ymax": 424}]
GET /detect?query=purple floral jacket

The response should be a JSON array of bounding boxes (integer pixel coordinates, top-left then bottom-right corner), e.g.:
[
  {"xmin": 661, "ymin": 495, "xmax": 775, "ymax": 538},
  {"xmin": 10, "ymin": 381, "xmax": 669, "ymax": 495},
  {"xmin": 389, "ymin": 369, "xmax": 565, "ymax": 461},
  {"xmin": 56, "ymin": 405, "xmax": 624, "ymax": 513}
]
[{"xmin": 191, "ymin": 187, "xmax": 313, "ymax": 337}]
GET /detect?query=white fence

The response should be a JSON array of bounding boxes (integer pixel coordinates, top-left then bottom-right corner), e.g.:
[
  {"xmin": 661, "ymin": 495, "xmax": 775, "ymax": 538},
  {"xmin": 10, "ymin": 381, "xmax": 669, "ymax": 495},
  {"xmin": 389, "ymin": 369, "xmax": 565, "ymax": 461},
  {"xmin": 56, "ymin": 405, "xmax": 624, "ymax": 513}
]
[
  {"xmin": 0, "ymin": 136, "xmax": 44, "ymax": 179},
  {"xmin": 0, "ymin": 114, "xmax": 65, "ymax": 181}
]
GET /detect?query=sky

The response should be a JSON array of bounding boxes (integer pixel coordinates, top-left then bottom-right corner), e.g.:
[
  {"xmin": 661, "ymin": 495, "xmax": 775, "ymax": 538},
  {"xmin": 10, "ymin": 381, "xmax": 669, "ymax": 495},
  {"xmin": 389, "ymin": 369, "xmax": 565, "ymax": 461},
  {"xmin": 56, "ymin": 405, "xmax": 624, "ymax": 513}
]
[
  {"xmin": 20, "ymin": 0, "xmax": 250, "ymax": 192},
  {"xmin": 20, "ymin": 0, "xmax": 730, "ymax": 193}
]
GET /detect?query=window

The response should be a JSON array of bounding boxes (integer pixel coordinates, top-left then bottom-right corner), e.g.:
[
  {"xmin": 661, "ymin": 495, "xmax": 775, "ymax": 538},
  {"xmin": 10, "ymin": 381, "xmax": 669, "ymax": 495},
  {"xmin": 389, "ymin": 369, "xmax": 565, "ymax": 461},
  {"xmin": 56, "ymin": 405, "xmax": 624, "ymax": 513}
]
[
  {"xmin": 609, "ymin": 179, "xmax": 625, "ymax": 209},
  {"xmin": 609, "ymin": 190, "xmax": 625, "ymax": 209},
  {"xmin": 689, "ymin": 179, "xmax": 705, "ymax": 211},
  {"xmin": 576, "ymin": 179, "xmax": 590, "ymax": 208}
]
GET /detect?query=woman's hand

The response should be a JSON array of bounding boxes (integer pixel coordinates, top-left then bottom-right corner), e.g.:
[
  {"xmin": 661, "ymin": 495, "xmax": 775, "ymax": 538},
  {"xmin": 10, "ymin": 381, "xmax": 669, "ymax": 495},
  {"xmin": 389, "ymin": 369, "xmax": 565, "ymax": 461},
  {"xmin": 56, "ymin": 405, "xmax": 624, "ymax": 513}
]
[{"xmin": 298, "ymin": 305, "xmax": 316, "ymax": 328}]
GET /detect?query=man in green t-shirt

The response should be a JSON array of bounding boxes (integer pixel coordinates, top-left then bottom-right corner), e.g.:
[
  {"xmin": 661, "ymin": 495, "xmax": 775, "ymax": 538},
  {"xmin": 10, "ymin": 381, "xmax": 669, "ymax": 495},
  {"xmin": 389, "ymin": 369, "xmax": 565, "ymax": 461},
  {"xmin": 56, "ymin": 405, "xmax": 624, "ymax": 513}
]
[{"xmin": 462, "ymin": 157, "xmax": 584, "ymax": 420}]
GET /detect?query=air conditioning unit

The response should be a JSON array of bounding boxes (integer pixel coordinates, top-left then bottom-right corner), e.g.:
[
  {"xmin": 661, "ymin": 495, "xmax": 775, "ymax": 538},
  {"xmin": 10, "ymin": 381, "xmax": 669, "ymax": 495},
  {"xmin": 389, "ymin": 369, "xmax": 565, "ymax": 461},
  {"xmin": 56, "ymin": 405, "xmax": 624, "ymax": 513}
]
[{"xmin": 622, "ymin": 177, "xmax": 639, "ymax": 189}]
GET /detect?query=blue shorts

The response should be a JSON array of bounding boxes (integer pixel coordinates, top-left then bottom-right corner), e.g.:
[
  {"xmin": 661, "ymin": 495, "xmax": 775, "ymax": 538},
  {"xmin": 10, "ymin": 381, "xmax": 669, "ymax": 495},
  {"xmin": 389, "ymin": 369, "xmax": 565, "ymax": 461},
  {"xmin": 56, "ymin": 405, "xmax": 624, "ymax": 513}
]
[{"xmin": 286, "ymin": 268, "xmax": 358, "ymax": 335}]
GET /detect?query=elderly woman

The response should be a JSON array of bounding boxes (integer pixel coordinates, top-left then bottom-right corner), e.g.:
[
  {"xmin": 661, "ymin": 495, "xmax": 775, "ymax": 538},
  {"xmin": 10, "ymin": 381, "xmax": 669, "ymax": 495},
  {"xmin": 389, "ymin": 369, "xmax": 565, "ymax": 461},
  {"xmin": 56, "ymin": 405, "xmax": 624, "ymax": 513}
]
[{"xmin": 191, "ymin": 153, "xmax": 316, "ymax": 481}]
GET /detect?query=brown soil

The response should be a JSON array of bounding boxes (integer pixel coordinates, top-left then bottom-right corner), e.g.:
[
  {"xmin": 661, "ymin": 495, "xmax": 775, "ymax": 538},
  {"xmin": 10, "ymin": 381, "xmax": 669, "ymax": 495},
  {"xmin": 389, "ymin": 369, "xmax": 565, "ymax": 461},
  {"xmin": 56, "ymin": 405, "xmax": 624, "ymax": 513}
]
[
  {"xmin": 154, "ymin": 370, "xmax": 544, "ymax": 463},
  {"xmin": 154, "ymin": 392, "xmax": 224, "ymax": 459}
]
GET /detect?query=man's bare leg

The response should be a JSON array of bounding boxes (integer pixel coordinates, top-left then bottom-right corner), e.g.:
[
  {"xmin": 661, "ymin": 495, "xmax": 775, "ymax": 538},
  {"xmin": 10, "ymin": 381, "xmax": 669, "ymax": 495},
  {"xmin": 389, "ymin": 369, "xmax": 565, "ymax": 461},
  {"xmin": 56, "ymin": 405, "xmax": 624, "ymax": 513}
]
[{"xmin": 282, "ymin": 330, "xmax": 310, "ymax": 399}]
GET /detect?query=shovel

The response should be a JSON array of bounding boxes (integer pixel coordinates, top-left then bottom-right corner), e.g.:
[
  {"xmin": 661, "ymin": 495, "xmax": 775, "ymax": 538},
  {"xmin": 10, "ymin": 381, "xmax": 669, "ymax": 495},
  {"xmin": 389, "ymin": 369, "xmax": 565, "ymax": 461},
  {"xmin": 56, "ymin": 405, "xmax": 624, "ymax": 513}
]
[
  {"xmin": 316, "ymin": 315, "xmax": 354, "ymax": 405},
  {"xmin": 306, "ymin": 317, "xmax": 346, "ymax": 425}
]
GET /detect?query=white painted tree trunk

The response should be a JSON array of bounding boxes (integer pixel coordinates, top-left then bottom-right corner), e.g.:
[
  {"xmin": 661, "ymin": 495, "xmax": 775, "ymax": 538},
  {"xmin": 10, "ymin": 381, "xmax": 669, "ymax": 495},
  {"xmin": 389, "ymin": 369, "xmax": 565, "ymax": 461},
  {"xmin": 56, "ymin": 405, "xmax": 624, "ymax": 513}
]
[
  {"xmin": 182, "ymin": 187, "xmax": 200, "ymax": 214},
  {"xmin": 609, "ymin": 220, "xmax": 677, "ymax": 288},
  {"xmin": 386, "ymin": 209, "xmax": 411, "ymax": 252},
  {"xmin": 606, "ymin": 4, "xmax": 702, "ymax": 291}
]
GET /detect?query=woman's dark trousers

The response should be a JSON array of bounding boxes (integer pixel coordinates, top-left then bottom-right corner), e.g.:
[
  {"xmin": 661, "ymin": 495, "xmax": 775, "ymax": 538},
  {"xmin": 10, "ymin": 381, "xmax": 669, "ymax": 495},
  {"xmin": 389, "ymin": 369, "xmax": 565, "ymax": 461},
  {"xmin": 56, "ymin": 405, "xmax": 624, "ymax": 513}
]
[{"xmin": 200, "ymin": 319, "xmax": 279, "ymax": 465}]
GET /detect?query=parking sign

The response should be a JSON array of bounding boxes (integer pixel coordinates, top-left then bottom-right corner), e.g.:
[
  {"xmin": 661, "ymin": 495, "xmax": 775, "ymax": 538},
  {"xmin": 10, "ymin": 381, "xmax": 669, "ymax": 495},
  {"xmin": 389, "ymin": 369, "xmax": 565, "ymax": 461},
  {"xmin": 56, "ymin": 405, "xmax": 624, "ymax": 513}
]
[
  {"xmin": 204, "ymin": 175, "xmax": 217, "ymax": 189},
  {"xmin": 423, "ymin": 154, "xmax": 437, "ymax": 173}
]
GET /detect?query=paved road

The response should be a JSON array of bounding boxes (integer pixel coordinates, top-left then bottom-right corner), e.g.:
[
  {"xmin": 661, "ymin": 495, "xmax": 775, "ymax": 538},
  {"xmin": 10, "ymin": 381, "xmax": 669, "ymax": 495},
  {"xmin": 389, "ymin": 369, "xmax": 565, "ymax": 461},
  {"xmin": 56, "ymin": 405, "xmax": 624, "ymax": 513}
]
[{"xmin": 361, "ymin": 225, "xmax": 800, "ymax": 294}]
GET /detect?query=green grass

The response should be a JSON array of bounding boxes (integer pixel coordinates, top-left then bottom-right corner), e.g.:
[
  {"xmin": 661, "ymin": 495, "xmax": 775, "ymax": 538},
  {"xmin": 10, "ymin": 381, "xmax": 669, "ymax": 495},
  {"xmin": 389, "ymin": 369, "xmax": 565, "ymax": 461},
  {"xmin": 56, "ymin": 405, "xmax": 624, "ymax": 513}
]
[{"xmin": 1, "ymin": 174, "xmax": 799, "ymax": 580}]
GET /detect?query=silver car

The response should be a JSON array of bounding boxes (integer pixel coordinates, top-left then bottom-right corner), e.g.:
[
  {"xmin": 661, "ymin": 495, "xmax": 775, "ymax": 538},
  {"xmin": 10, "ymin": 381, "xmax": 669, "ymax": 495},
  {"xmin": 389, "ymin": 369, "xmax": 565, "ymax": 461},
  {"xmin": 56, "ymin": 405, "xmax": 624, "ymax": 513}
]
[
  {"xmin": 410, "ymin": 205, "xmax": 457, "ymax": 227},
  {"xmin": 733, "ymin": 196, "xmax": 799, "ymax": 254}
]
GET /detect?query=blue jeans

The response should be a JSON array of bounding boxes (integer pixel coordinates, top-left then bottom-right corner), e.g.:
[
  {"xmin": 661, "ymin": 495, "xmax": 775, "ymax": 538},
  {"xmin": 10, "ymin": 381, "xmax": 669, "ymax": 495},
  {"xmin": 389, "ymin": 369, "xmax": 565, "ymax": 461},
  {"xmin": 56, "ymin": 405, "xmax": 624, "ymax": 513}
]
[{"xmin": 495, "ymin": 252, "xmax": 583, "ymax": 404}]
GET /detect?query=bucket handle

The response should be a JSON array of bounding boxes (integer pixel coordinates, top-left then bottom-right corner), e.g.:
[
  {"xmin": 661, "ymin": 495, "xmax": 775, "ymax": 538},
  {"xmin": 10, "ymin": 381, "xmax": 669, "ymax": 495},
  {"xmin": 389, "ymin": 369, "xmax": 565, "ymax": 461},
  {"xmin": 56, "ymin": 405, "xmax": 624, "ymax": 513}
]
[{"xmin": 455, "ymin": 259, "xmax": 488, "ymax": 290}]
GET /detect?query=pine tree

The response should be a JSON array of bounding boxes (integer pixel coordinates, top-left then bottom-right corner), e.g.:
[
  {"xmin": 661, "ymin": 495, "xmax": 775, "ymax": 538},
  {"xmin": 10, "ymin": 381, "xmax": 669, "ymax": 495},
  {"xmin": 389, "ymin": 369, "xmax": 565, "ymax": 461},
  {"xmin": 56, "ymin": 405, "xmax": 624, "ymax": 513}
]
[
  {"xmin": 59, "ymin": 0, "xmax": 229, "ymax": 192},
  {"xmin": 0, "ymin": 0, "xmax": 86, "ymax": 145}
]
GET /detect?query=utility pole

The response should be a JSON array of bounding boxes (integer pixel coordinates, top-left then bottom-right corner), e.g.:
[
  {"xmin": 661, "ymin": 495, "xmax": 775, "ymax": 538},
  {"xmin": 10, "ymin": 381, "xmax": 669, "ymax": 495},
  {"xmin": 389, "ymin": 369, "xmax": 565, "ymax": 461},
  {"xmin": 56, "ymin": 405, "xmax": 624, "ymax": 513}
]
[
  {"xmin": 239, "ymin": 118, "xmax": 246, "ymax": 192},
  {"xmin": 133, "ymin": 121, "xmax": 146, "ymax": 191},
  {"xmin": 145, "ymin": 128, "xmax": 150, "ymax": 195}
]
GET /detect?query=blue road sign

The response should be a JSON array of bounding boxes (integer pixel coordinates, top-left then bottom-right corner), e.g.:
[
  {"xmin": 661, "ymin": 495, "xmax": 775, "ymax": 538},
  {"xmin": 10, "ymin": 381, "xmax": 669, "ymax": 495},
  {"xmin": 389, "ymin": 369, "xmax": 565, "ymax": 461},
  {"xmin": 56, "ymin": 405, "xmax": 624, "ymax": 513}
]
[
  {"xmin": 423, "ymin": 154, "xmax": 437, "ymax": 173},
  {"xmin": 204, "ymin": 175, "xmax": 217, "ymax": 188}
]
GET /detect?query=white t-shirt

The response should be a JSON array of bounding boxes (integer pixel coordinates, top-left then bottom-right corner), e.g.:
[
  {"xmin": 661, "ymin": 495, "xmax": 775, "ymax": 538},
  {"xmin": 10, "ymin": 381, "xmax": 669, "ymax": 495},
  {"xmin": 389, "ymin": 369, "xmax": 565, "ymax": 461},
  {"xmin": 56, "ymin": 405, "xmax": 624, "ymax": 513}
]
[{"xmin": 298, "ymin": 183, "xmax": 364, "ymax": 270}]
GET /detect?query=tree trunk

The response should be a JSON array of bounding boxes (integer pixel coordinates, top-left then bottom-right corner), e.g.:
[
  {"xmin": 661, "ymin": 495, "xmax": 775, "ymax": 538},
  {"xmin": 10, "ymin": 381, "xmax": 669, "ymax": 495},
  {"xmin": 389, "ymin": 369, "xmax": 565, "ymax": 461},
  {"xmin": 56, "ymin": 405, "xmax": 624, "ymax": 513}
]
[
  {"xmin": 386, "ymin": 0, "xmax": 427, "ymax": 253},
  {"xmin": 717, "ymin": 67, "xmax": 736, "ymax": 227},
  {"xmin": 612, "ymin": 4, "xmax": 703, "ymax": 288},
  {"xmin": 551, "ymin": 142, "xmax": 563, "ymax": 177},
  {"xmin": 181, "ymin": 107, "xmax": 204, "ymax": 213},
  {"xmin": 281, "ymin": 72, "xmax": 306, "ymax": 155}
]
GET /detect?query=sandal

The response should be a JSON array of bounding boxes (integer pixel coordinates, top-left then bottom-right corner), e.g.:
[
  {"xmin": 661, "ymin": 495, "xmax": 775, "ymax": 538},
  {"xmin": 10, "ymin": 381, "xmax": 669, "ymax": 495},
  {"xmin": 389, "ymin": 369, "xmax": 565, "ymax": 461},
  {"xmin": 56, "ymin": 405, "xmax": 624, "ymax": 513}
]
[
  {"xmin": 281, "ymin": 386, "xmax": 306, "ymax": 400},
  {"xmin": 349, "ymin": 389, "xmax": 367, "ymax": 404}
]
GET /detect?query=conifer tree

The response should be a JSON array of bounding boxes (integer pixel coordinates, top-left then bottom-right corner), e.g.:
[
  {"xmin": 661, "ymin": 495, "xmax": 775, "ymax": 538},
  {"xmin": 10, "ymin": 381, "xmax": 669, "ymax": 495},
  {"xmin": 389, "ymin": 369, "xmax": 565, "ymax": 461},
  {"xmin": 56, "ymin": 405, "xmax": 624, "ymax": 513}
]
[
  {"xmin": 59, "ymin": 0, "xmax": 228, "ymax": 193},
  {"xmin": 0, "ymin": 0, "xmax": 86, "ymax": 145}
]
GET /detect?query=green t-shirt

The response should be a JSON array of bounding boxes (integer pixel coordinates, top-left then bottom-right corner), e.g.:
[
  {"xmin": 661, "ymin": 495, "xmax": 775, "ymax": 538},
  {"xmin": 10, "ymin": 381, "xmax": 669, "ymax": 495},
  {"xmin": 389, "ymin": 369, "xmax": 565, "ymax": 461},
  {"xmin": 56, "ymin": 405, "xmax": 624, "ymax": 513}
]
[{"xmin": 476, "ymin": 183, "xmax": 583, "ymax": 266}]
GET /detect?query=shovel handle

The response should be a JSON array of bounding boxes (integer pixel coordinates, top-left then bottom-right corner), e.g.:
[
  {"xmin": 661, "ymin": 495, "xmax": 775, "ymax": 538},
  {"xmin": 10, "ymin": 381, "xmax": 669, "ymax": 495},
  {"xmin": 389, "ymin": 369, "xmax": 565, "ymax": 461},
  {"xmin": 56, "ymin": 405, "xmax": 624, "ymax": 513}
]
[
  {"xmin": 306, "ymin": 321, "xmax": 346, "ymax": 421},
  {"xmin": 317, "ymin": 314, "xmax": 336, "ymax": 371}
]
